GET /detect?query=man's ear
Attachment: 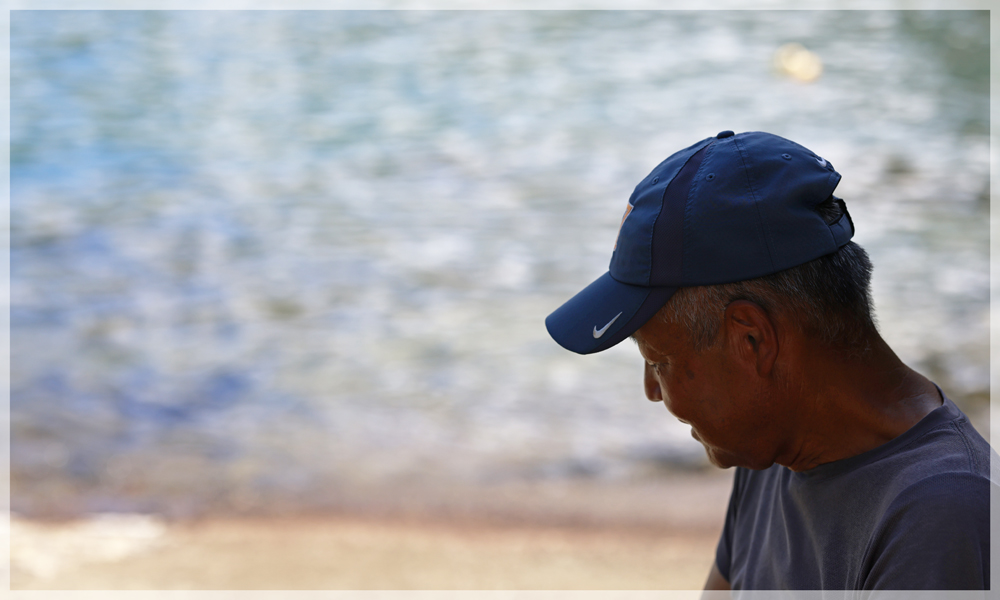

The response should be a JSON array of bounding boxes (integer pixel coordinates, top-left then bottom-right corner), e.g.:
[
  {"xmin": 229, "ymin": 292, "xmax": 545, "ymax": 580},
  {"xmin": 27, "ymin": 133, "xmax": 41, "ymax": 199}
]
[{"xmin": 723, "ymin": 300, "xmax": 778, "ymax": 377}]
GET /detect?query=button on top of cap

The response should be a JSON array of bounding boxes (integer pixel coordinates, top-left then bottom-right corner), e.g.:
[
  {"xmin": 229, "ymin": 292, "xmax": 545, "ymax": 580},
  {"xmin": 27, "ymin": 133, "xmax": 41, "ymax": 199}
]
[{"xmin": 716, "ymin": 130, "xmax": 735, "ymax": 139}]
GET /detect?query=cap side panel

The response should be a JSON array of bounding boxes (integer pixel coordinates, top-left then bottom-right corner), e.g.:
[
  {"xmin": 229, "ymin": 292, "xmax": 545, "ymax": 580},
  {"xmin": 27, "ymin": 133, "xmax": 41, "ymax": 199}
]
[
  {"xmin": 733, "ymin": 136, "xmax": 776, "ymax": 272},
  {"xmin": 746, "ymin": 136, "xmax": 846, "ymax": 272},
  {"xmin": 610, "ymin": 138, "xmax": 713, "ymax": 286},
  {"xmin": 680, "ymin": 141, "xmax": 775, "ymax": 285},
  {"xmin": 612, "ymin": 184, "xmax": 663, "ymax": 285},
  {"xmin": 649, "ymin": 145, "xmax": 710, "ymax": 287}
]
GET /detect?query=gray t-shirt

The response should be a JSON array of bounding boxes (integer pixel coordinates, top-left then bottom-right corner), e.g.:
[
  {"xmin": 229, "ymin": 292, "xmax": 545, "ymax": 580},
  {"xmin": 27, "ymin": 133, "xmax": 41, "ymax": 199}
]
[{"xmin": 716, "ymin": 393, "xmax": 992, "ymax": 590}]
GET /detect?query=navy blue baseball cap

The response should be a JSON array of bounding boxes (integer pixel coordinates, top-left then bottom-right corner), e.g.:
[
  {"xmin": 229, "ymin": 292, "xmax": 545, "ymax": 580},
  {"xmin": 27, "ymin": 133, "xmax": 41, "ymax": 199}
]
[{"xmin": 545, "ymin": 130, "xmax": 853, "ymax": 355}]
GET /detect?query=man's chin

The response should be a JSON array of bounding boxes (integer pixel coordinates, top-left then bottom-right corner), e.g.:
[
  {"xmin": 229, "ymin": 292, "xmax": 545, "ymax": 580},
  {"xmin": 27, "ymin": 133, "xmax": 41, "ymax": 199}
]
[
  {"xmin": 697, "ymin": 440, "xmax": 730, "ymax": 468},
  {"xmin": 704, "ymin": 447, "xmax": 735, "ymax": 469},
  {"xmin": 704, "ymin": 445, "xmax": 775, "ymax": 471},
  {"xmin": 695, "ymin": 432, "xmax": 764, "ymax": 469},
  {"xmin": 701, "ymin": 442, "xmax": 763, "ymax": 470}
]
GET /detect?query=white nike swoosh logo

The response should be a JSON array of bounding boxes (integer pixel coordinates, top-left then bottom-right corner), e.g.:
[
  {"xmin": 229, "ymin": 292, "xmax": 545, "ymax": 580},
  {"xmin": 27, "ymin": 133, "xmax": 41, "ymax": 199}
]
[
  {"xmin": 593, "ymin": 312, "xmax": 623, "ymax": 338},
  {"xmin": 816, "ymin": 157, "xmax": 827, "ymax": 167}
]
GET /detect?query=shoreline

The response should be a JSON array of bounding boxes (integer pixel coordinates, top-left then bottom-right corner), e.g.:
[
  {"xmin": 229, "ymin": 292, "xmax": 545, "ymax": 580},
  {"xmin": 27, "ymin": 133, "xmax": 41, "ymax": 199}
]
[{"xmin": 12, "ymin": 470, "xmax": 732, "ymax": 590}]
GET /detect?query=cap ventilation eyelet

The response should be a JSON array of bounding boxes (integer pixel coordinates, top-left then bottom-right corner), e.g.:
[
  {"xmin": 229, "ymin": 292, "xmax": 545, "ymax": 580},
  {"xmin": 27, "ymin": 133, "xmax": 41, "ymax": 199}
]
[
  {"xmin": 706, "ymin": 173, "xmax": 715, "ymax": 181},
  {"xmin": 781, "ymin": 153, "xmax": 792, "ymax": 160}
]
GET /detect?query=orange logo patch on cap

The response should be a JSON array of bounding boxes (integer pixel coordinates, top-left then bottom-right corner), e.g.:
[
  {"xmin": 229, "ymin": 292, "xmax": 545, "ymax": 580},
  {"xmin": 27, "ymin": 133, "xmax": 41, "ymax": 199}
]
[{"xmin": 614, "ymin": 202, "xmax": 634, "ymax": 250}]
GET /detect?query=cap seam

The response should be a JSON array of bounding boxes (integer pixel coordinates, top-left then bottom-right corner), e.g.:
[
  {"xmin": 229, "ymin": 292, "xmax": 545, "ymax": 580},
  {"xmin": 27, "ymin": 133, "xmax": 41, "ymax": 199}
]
[
  {"xmin": 649, "ymin": 138, "xmax": 713, "ymax": 286},
  {"xmin": 732, "ymin": 136, "xmax": 775, "ymax": 272},
  {"xmin": 681, "ymin": 143, "xmax": 716, "ymax": 281}
]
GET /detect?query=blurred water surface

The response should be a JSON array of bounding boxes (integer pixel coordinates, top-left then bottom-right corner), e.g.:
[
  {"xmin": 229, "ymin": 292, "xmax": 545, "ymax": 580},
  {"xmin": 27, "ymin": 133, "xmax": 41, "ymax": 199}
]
[{"xmin": 10, "ymin": 10, "xmax": 989, "ymax": 517}]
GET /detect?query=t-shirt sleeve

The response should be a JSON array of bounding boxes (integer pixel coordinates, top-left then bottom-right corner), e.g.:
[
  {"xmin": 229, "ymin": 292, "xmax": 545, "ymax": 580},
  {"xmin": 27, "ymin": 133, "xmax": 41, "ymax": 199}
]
[
  {"xmin": 715, "ymin": 467, "xmax": 744, "ymax": 584},
  {"xmin": 863, "ymin": 471, "xmax": 991, "ymax": 590}
]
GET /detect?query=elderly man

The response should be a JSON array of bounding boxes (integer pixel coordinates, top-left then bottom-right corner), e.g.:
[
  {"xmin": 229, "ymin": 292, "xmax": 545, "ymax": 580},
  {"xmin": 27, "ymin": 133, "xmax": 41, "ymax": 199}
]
[{"xmin": 545, "ymin": 131, "xmax": 991, "ymax": 591}]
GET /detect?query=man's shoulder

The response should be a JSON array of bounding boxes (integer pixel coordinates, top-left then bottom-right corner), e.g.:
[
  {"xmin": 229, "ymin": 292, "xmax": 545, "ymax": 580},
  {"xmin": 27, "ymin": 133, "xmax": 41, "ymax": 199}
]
[
  {"xmin": 890, "ymin": 470, "xmax": 991, "ymax": 510},
  {"xmin": 880, "ymin": 403, "xmax": 995, "ymax": 529},
  {"xmin": 888, "ymin": 399, "xmax": 992, "ymax": 479}
]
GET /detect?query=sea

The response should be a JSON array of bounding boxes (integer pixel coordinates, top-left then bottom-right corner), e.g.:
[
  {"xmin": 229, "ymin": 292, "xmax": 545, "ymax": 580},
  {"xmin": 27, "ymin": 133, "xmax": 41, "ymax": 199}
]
[{"xmin": 10, "ymin": 10, "xmax": 990, "ymax": 517}]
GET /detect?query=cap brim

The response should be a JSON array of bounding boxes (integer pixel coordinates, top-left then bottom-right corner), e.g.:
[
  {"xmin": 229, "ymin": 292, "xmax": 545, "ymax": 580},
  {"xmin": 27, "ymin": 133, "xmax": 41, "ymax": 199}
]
[{"xmin": 545, "ymin": 272, "xmax": 678, "ymax": 355}]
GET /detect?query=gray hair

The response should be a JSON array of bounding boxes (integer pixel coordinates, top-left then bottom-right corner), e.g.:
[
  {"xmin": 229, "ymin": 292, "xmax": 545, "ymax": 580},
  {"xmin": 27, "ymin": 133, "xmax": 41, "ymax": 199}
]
[{"xmin": 661, "ymin": 196, "xmax": 878, "ymax": 354}]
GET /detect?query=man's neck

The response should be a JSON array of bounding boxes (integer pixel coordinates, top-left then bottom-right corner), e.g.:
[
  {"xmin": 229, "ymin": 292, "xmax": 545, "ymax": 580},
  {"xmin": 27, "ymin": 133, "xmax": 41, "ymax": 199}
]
[{"xmin": 775, "ymin": 334, "xmax": 943, "ymax": 472}]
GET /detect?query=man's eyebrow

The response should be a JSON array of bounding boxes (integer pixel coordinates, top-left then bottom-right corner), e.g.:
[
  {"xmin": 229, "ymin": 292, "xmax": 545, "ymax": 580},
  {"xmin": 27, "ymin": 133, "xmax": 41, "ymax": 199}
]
[{"xmin": 628, "ymin": 334, "xmax": 638, "ymax": 345}]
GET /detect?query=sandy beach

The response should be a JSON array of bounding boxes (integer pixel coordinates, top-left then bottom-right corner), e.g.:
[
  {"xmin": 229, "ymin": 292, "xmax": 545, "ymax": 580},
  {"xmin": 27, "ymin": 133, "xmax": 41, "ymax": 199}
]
[{"xmin": 11, "ymin": 470, "xmax": 732, "ymax": 590}]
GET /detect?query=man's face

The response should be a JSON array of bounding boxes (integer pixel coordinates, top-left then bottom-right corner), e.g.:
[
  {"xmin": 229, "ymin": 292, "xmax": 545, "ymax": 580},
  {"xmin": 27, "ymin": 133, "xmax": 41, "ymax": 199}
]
[{"xmin": 633, "ymin": 312, "xmax": 781, "ymax": 470}]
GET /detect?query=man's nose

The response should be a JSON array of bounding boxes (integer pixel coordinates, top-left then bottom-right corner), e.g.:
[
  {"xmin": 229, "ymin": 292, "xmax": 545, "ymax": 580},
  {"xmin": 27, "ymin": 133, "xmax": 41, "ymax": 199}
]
[{"xmin": 644, "ymin": 363, "xmax": 663, "ymax": 402}]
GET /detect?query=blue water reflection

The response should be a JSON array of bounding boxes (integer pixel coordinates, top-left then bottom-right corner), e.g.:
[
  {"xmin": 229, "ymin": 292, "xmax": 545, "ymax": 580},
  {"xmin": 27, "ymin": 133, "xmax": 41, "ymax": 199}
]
[{"xmin": 10, "ymin": 10, "xmax": 989, "ymax": 517}]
